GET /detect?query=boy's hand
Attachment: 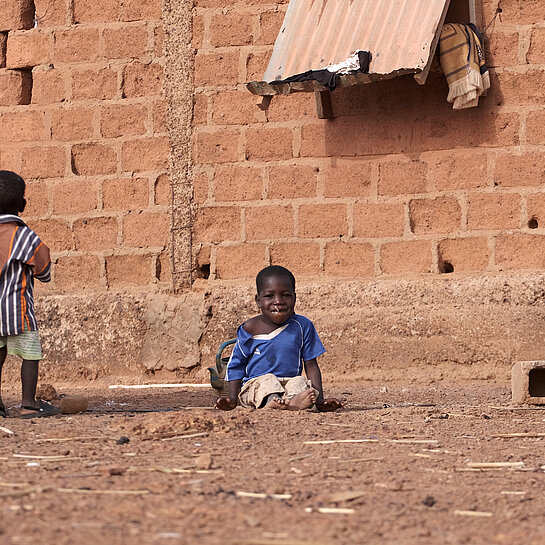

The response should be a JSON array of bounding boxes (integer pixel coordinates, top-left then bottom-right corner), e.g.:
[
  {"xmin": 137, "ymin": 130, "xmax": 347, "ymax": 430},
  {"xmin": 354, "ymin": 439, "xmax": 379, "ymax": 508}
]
[
  {"xmin": 216, "ymin": 397, "xmax": 237, "ymax": 411},
  {"xmin": 315, "ymin": 398, "xmax": 343, "ymax": 412}
]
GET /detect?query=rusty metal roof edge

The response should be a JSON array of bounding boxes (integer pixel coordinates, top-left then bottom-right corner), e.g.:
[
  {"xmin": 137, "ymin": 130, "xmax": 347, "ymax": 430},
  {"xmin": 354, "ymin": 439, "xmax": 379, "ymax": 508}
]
[{"xmin": 247, "ymin": 68, "xmax": 420, "ymax": 97}]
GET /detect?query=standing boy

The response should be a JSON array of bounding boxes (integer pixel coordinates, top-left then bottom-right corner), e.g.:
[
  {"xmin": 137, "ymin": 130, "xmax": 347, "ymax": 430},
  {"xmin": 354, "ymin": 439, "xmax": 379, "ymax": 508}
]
[
  {"xmin": 216, "ymin": 265, "xmax": 342, "ymax": 412},
  {"xmin": 0, "ymin": 171, "xmax": 57, "ymax": 418}
]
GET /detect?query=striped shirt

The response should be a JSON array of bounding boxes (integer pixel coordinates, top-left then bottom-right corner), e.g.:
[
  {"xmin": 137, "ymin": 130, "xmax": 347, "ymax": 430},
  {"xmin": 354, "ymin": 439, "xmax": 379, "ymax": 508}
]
[{"xmin": 0, "ymin": 214, "xmax": 51, "ymax": 336}]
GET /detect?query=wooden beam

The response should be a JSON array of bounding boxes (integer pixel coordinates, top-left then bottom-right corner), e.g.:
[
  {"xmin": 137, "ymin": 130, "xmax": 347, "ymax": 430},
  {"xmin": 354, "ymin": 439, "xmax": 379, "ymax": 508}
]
[{"xmin": 314, "ymin": 90, "xmax": 333, "ymax": 119}]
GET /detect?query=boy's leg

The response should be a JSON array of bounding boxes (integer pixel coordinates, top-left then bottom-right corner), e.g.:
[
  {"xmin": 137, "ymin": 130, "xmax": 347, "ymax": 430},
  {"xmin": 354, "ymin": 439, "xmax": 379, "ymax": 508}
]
[
  {"xmin": 279, "ymin": 376, "xmax": 318, "ymax": 410},
  {"xmin": 239, "ymin": 374, "xmax": 285, "ymax": 408},
  {"xmin": 0, "ymin": 345, "xmax": 7, "ymax": 413},
  {"xmin": 21, "ymin": 359, "xmax": 39, "ymax": 408}
]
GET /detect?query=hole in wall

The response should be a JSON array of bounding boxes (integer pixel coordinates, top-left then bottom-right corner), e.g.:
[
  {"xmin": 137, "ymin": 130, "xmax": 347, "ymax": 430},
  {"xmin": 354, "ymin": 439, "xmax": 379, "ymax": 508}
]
[
  {"xmin": 529, "ymin": 368, "xmax": 545, "ymax": 397},
  {"xmin": 196, "ymin": 263, "xmax": 210, "ymax": 279},
  {"xmin": 439, "ymin": 260, "xmax": 454, "ymax": 274},
  {"xmin": 528, "ymin": 217, "xmax": 539, "ymax": 229}
]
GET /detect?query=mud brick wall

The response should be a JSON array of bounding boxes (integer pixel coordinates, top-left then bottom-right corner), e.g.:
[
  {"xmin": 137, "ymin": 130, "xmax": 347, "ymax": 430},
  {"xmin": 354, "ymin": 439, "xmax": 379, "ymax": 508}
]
[
  {"xmin": 192, "ymin": 0, "xmax": 545, "ymax": 281},
  {"xmin": 0, "ymin": 0, "xmax": 170, "ymax": 294}
]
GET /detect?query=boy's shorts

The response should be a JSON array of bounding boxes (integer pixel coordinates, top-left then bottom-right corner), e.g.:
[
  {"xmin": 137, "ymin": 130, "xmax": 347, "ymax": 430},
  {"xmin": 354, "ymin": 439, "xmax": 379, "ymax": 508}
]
[
  {"xmin": 0, "ymin": 330, "xmax": 43, "ymax": 360},
  {"xmin": 239, "ymin": 373, "xmax": 317, "ymax": 409}
]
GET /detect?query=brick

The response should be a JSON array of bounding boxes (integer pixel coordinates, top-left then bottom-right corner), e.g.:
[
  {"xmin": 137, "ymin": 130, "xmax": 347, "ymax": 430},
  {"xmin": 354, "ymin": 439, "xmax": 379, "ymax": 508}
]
[
  {"xmin": 256, "ymin": 10, "xmax": 284, "ymax": 45},
  {"xmin": 380, "ymin": 240, "xmax": 432, "ymax": 274},
  {"xmin": 6, "ymin": 30, "xmax": 51, "ymax": 69},
  {"xmin": 496, "ymin": 233, "xmax": 545, "ymax": 269},
  {"xmin": 121, "ymin": 0, "xmax": 161, "ymax": 21},
  {"xmin": 53, "ymin": 28, "xmax": 100, "ymax": 63},
  {"xmin": 495, "ymin": 152, "xmax": 545, "ymax": 187},
  {"xmin": 195, "ymin": 52, "xmax": 240, "ymax": 87},
  {"xmin": 195, "ymin": 0, "xmax": 237, "ymax": 7},
  {"xmin": 152, "ymin": 99, "xmax": 167, "ymax": 133},
  {"xmin": 467, "ymin": 193, "xmax": 521, "ymax": 230},
  {"xmin": 527, "ymin": 28, "xmax": 545, "ymax": 64},
  {"xmin": 324, "ymin": 242, "xmax": 374, "ymax": 277},
  {"xmin": 0, "ymin": 110, "xmax": 46, "ymax": 142},
  {"xmin": 216, "ymin": 244, "xmax": 267, "ymax": 279},
  {"xmin": 210, "ymin": 13, "xmax": 253, "ymax": 47},
  {"xmin": 154, "ymin": 173, "xmax": 169, "ymax": 206},
  {"xmin": 246, "ymin": 127, "xmax": 293, "ymax": 161},
  {"xmin": 34, "ymin": 0, "xmax": 68, "ymax": 26},
  {"xmin": 71, "ymin": 143, "xmax": 117, "ymax": 176},
  {"xmin": 72, "ymin": 67, "xmax": 118, "ymax": 100},
  {"xmin": 24, "ymin": 180, "xmax": 49, "ymax": 216},
  {"xmin": 27, "ymin": 219, "xmax": 72, "ymax": 252},
  {"xmin": 153, "ymin": 24, "xmax": 164, "ymax": 57},
  {"xmin": 437, "ymin": 238, "xmax": 489, "ymax": 272},
  {"xmin": 410, "ymin": 197, "xmax": 461, "ymax": 234},
  {"xmin": 20, "ymin": 146, "xmax": 65, "ymax": 178},
  {"xmin": 103, "ymin": 177, "xmax": 149, "ymax": 210},
  {"xmin": 526, "ymin": 111, "xmax": 545, "ymax": 145},
  {"xmin": 121, "ymin": 137, "xmax": 169, "ymax": 171},
  {"xmin": 55, "ymin": 256, "xmax": 101, "ymax": 289},
  {"xmin": 266, "ymin": 93, "xmax": 315, "ymax": 122},
  {"xmin": 0, "ymin": 147, "xmax": 21, "ymax": 172},
  {"xmin": 269, "ymin": 242, "xmax": 320, "ymax": 276},
  {"xmin": 123, "ymin": 211, "xmax": 169, "ymax": 248},
  {"xmin": 193, "ymin": 93, "xmax": 208, "ymax": 126},
  {"xmin": 467, "ymin": 111, "xmax": 520, "ymax": 148},
  {"xmin": 298, "ymin": 204, "xmax": 347, "ymax": 238},
  {"xmin": 378, "ymin": 158, "xmax": 428, "ymax": 195},
  {"xmin": 0, "ymin": 33, "xmax": 6, "ymax": 67},
  {"xmin": 496, "ymin": 69, "xmax": 545, "ymax": 106},
  {"xmin": 73, "ymin": 217, "xmax": 118, "ymax": 250},
  {"xmin": 526, "ymin": 193, "xmax": 545, "ymax": 229},
  {"xmin": 73, "ymin": 0, "xmax": 120, "ymax": 23},
  {"xmin": 194, "ymin": 128, "xmax": 240, "ymax": 164},
  {"xmin": 106, "ymin": 254, "xmax": 153, "ymax": 287},
  {"xmin": 192, "ymin": 15, "xmax": 204, "ymax": 49},
  {"xmin": 212, "ymin": 90, "xmax": 261, "ymax": 125},
  {"xmin": 245, "ymin": 205, "xmax": 293, "ymax": 240},
  {"xmin": 0, "ymin": 69, "xmax": 31, "ymax": 105},
  {"xmin": 52, "ymin": 179, "xmax": 99, "ymax": 214},
  {"xmin": 214, "ymin": 165, "xmax": 263, "ymax": 202},
  {"xmin": 485, "ymin": 31, "xmax": 519, "ymax": 67},
  {"xmin": 245, "ymin": 50, "xmax": 271, "ymax": 82},
  {"xmin": 511, "ymin": 361, "xmax": 545, "ymax": 405},
  {"xmin": 268, "ymin": 164, "xmax": 317, "ymax": 199},
  {"xmin": 323, "ymin": 159, "xmax": 372, "ymax": 198},
  {"xmin": 51, "ymin": 106, "xmax": 95, "ymax": 141},
  {"xmin": 122, "ymin": 62, "xmax": 163, "ymax": 98},
  {"xmin": 193, "ymin": 171, "xmax": 209, "ymax": 204},
  {"xmin": 0, "ymin": 0, "xmax": 34, "ymax": 31},
  {"xmin": 31, "ymin": 67, "xmax": 67, "ymax": 104},
  {"xmin": 427, "ymin": 150, "xmax": 488, "ymax": 191},
  {"xmin": 354, "ymin": 203, "xmax": 405, "ymax": 238},
  {"xmin": 483, "ymin": 0, "xmax": 544, "ymax": 25},
  {"xmin": 101, "ymin": 103, "xmax": 147, "ymax": 138},
  {"xmin": 193, "ymin": 206, "xmax": 241, "ymax": 243}
]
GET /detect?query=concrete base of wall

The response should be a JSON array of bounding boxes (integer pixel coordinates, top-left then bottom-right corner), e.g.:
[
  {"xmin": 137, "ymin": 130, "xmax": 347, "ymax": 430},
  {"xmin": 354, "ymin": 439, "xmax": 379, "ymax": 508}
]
[{"xmin": 5, "ymin": 272, "xmax": 545, "ymax": 386}]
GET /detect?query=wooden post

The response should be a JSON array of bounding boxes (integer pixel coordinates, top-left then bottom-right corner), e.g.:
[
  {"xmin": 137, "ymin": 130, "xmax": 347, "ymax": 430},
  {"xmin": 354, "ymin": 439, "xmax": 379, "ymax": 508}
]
[
  {"xmin": 469, "ymin": 0, "xmax": 476, "ymax": 24},
  {"xmin": 314, "ymin": 90, "xmax": 333, "ymax": 119}
]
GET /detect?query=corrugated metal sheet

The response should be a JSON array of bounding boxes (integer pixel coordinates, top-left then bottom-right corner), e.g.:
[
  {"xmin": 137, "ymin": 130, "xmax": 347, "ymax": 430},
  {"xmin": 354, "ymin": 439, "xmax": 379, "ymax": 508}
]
[{"xmin": 249, "ymin": 0, "xmax": 451, "ymax": 94}]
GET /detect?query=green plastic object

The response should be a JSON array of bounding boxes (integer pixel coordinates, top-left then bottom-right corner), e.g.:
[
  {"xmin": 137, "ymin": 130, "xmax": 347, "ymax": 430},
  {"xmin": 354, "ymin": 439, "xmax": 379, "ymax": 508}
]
[{"xmin": 208, "ymin": 339, "xmax": 236, "ymax": 396}]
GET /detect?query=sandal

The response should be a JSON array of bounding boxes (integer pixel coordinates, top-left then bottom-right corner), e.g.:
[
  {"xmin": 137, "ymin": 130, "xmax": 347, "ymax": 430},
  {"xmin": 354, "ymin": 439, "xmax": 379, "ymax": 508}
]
[
  {"xmin": 20, "ymin": 401, "xmax": 60, "ymax": 419},
  {"xmin": 0, "ymin": 404, "xmax": 7, "ymax": 418}
]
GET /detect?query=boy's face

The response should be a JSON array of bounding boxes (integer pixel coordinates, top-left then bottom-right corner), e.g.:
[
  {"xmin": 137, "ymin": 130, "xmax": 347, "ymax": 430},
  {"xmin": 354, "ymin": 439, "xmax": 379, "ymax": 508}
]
[{"xmin": 256, "ymin": 275, "xmax": 296, "ymax": 327}]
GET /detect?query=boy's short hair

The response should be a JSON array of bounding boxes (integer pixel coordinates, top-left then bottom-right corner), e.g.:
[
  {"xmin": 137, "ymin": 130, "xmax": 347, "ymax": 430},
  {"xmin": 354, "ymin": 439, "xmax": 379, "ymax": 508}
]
[
  {"xmin": 0, "ymin": 171, "xmax": 25, "ymax": 214},
  {"xmin": 256, "ymin": 265, "xmax": 296, "ymax": 293}
]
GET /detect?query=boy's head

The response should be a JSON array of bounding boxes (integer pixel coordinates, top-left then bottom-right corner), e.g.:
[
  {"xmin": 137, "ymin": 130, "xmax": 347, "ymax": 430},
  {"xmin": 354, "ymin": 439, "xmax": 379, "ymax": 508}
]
[
  {"xmin": 0, "ymin": 171, "xmax": 26, "ymax": 215},
  {"xmin": 255, "ymin": 266, "xmax": 296, "ymax": 326}
]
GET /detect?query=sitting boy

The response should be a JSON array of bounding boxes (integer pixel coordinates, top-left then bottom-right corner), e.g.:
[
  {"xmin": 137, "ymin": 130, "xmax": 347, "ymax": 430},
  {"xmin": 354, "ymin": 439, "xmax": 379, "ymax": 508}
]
[
  {"xmin": 0, "ymin": 171, "xmax": 57, "ymax": 418},
  {"xmin": 216, "ymin": 265, "xmax": 342, "ymax": 412}
]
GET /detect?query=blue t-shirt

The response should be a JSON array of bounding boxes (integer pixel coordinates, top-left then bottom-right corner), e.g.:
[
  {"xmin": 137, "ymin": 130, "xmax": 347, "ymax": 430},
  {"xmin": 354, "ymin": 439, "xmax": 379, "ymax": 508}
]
[{"xmin": 225, "ymin": 314, "xmax": 326, "ymax": 383}]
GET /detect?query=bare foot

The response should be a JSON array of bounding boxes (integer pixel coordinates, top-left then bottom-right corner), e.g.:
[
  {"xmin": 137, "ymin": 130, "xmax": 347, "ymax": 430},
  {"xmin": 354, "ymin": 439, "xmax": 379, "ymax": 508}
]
[
  {"xmin": 216, "ymin": 397, "xmax": 237, "ymax": 411},
  {"xmin": 315, "ymin": 398, "xmax": 343, "ymax": 412},
  {"xmin": 265, "ymin": 388, "xmax": 316, "ymax": 412}
]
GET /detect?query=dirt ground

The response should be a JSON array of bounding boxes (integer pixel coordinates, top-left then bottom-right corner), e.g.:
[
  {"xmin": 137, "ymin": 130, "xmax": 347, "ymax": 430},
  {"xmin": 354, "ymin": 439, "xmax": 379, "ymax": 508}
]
[{"xmin": 1, "ymin": 381, "xmax": 545, "ymax": 545}]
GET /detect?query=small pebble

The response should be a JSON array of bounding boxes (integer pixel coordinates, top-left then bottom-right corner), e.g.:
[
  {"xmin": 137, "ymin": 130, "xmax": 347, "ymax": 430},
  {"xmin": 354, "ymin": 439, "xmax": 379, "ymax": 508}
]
[{"xmin": 116, "ymin": 436, "xmax": 130, "ymax": 445}]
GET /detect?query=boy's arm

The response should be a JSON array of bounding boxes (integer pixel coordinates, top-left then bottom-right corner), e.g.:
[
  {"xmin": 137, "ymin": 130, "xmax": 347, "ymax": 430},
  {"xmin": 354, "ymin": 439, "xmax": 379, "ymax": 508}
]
[
  {"xmin": 304, "ymin": 358, "xmax": 343, "ymax": 412},
  {"xmin": 216, "ymin": 379, "xmax": 242, "ymax": 410},
  {"xmin": 28, "ymin": 240, "xmax": 51, "ymax": 283}
]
